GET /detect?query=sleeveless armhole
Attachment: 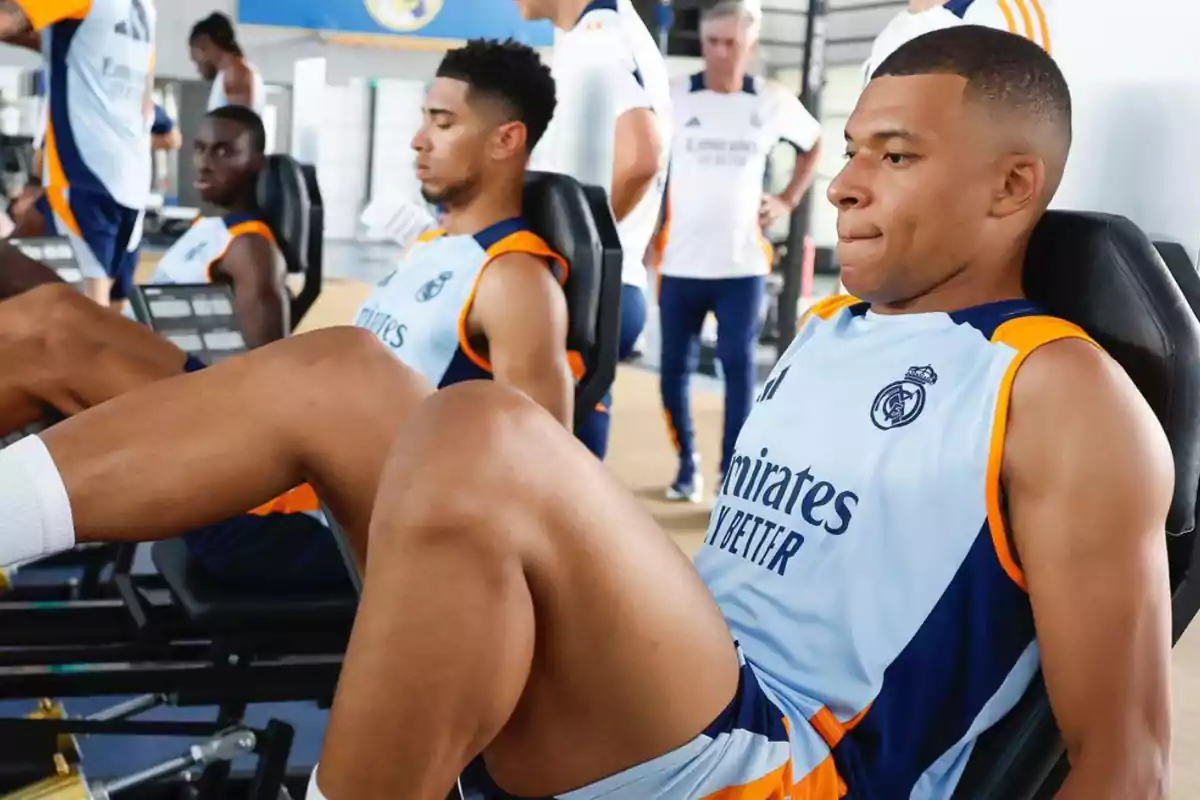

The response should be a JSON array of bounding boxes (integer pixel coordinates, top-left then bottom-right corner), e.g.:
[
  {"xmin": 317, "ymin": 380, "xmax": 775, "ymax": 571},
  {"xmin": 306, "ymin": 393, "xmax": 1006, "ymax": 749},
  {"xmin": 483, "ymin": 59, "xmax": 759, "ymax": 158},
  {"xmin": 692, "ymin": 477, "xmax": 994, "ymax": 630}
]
[
  {"xmin": 205, "ymin": 220, "xmax": 278, "ymax": 283},
  {"xmin": 457, "ymin": 231, "xmax": 567, "ymax": 374},
  {"xmin": 986, "ymin": 315, "xmax": 1098, "ymax": 590}
]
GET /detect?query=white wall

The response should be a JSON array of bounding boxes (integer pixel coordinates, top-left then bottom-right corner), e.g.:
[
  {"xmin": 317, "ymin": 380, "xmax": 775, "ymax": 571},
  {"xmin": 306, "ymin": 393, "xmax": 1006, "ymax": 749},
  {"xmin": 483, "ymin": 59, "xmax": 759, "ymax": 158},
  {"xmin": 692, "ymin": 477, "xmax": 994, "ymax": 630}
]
[{"xmin": 1047, "ymin": 0, "xmax": 1200, "ymax": 262}]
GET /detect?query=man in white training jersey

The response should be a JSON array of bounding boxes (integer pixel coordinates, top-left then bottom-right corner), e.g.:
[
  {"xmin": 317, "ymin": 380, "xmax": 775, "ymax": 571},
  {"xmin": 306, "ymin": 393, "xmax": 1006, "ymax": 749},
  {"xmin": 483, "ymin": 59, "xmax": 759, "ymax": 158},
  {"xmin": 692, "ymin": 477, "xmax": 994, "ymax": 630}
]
[
  {"xmin": 519, "ymin": 0, "xmax": 672, "ymax": 459},
  {"xmin": 0, "ymin": 0, "xmax": 155, "ymax": 308},
  {"xmin": 864, "ymin": 0, "xmax": 1053, "ymax": 85},
  {"xmin": 655, "ymin": 0, "xmax": 821, "ymax": 503},
  {"xmin": 190, "ymin": 12, "xmax": 267, "ymax": 116},
  {"xmin": 0, "ymin": 27, "xmax": 1171, "ymax": 800}
]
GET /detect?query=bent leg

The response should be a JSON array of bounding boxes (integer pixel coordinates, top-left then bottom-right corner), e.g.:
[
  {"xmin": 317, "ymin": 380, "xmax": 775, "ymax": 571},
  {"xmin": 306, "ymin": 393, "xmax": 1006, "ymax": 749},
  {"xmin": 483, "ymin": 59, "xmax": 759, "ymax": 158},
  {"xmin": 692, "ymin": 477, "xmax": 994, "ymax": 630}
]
[
  {"xmin": 317, "ymin": 382, "xmax": 740, "ymax": 799},
  {"xmin": 39, "ymin": 327, "xmax": 432, "ymax": 558},
  {"xmin": 0, "ymin": 284, "xmax": 186, "ymax": 431}
]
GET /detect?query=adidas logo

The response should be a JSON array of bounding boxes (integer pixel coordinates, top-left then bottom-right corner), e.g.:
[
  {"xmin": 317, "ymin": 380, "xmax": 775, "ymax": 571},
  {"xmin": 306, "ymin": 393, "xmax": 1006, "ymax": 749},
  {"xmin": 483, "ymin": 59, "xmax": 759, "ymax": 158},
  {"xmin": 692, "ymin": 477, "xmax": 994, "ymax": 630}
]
[{"xmin": 685, "ymin": 117, "xmax": 701, "ymax": 127}]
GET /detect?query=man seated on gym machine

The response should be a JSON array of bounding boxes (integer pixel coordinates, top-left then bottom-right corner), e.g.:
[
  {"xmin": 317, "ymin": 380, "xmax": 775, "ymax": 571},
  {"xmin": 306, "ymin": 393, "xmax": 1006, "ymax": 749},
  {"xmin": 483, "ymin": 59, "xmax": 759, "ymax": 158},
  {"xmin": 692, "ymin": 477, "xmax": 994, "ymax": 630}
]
[
  {"xmin": 0, "ymin": 27, "xmax": 1172, "ymax": 799},
  {"xmin": 0, "ymin": 38, "xmax": 579, "ymax": 591}
]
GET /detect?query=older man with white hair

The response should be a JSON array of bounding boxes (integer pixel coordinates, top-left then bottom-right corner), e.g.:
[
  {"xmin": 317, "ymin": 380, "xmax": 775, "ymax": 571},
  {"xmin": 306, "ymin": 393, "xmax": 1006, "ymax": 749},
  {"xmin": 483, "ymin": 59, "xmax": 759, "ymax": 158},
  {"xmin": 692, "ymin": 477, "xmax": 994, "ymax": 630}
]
[{"xmin": 654, "ymin": 0, "xmax": 822, "ymax": 503}]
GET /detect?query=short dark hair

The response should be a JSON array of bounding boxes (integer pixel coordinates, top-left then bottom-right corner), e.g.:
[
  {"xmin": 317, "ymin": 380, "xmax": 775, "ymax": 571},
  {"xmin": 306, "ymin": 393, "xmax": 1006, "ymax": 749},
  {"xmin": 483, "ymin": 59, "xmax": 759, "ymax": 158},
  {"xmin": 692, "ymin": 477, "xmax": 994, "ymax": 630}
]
[
  {"xmin": 436, "ymin": 38, "xmax": 556, "ymax": 154},
  {"xmin": 206, "ymin": 105, "xmax": 266, "ymax": 154},
  {"xmin": 190, "ymin": 12, "xmax": 242, "ymax": 56},
  {"xmin": 874, "ymin": 26, "xmax": 1072, "ymax": 148}
]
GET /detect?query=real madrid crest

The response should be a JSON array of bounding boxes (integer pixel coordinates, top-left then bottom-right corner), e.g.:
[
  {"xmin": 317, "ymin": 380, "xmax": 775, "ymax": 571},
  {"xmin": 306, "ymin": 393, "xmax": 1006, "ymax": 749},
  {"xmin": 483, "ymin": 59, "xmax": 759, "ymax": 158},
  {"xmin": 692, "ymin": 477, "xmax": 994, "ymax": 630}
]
[
  {"xmin": 416, "ymin": 271, "xmax": 453, "ymax": 302},
  {"xmin": 364, "ymin": 0, "xmax": 443, "ymax": 33},
  {"xmin": 871, "ymin": 365, "xmax": 937, "ymax": 431}
]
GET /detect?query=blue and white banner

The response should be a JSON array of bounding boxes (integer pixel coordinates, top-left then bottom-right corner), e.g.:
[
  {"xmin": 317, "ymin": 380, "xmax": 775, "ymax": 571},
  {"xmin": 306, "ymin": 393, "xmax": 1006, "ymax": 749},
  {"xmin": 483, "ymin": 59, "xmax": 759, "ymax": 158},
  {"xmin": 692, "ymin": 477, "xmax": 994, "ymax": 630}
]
[{"xmin": 238, "ymin": 0, "xmax": 555, "ymax": 47}]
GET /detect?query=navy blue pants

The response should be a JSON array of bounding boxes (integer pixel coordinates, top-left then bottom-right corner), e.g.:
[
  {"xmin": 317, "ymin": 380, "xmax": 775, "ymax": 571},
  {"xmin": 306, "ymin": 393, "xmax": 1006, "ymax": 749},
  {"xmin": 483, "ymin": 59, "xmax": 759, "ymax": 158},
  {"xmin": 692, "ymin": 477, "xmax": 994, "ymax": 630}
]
[
  {"xmin": 659, "ymin": 275, "xmax": 765, "ymax": 480},
  {"xmin": 575, "ymin": 283, "xmax": 646, "ymax": 460}
]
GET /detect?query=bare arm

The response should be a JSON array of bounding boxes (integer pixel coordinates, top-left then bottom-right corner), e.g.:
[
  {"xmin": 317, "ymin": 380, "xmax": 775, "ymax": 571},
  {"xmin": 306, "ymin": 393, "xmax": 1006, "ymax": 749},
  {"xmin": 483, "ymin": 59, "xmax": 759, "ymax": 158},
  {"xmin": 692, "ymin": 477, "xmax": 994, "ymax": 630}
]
[
  {"xmin": 1005, "ymin": 339, "xmax": 1173, "ymax": 799},
  {"xmin": 611, "ymin": 108, "xmax": 662, "ymax": 222},
  {"xmin": 778, "ymin": 140, "xmax": 821, "ymax": 209},
  {"xmin": 222, "ymin": 62, "xmax": 256, "ymax": 109},
  {"xmin": 152, "ymin": 129, "xmax": 182, "ymax": 151},
  {"xmin": 0, "ymin": 1, "xmax": 32, "ymax": 40},
  {"xmin": 469, "ymin": 253, "xmax": 573, "ymax": 428},
  {"xmin": 211, "ymin": 234, "xmax": 289, "ymax": 348},
  {"xmin": 0, "ymin": 239, "xmax": 66, "ymax": 299}
]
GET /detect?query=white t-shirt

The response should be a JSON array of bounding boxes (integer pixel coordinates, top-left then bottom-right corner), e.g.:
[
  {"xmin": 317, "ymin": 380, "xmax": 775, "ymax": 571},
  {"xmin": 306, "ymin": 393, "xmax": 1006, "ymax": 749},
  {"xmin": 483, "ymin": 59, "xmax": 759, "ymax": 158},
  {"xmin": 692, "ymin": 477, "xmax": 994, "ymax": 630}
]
[
  {"xmin": 862, "ymin": 6, "xmax": 968, "ymax": 85},
  {"xmin": 661, "ymin": 73, "xmax": 821, "ymax": 279},
  {"xmin": 863, "ymin": 2, "xmax": 1053, "ymax": 84},
  {"xmin": 533, "ymin": 0, "xmax": 672, "ymax": 289},
  {"xmin": 208, "ymin": 60, "xmax": 267, "ymax": 116}
]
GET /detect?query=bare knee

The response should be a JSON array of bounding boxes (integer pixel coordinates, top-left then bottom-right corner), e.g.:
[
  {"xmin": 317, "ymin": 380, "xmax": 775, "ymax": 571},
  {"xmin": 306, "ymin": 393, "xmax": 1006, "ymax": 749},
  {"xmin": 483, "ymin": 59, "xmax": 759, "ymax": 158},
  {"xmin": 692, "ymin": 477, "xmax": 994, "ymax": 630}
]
[
  {"xmin": 7, "ymin": 284, "xmax": 101, "ymax": 363},
  {"xmin": 272, "ymin": 326, "xmax": 429, "ymax": 393},
  {"xmin": 369, "ymin": 383, "xmax": 569, "ymax": 550}
]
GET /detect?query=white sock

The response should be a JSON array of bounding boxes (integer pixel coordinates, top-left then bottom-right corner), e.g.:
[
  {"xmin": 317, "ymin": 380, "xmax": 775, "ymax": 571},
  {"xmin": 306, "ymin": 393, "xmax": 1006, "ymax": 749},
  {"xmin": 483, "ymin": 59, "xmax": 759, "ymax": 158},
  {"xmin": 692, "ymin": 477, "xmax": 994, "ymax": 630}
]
[
  {"xmin": 0, "ymin": 435, "xmax": 75, "ymax": 568},
  {"xmin": 307, "ymin": 764, "xmax": 329, "ymax": 800}
]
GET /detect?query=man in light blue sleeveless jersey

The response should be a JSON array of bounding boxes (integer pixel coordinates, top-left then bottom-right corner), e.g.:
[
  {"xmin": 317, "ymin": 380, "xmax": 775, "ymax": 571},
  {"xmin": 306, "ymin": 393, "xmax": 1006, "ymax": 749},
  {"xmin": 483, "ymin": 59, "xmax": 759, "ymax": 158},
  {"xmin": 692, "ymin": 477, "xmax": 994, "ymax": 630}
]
[
  {"xmin": 0, "ymin": 0, "xmax": 155, "ymax": 308},
  {"xmin": 0, "ymin": 27, "xmax": 1173, "ymax": 800}
]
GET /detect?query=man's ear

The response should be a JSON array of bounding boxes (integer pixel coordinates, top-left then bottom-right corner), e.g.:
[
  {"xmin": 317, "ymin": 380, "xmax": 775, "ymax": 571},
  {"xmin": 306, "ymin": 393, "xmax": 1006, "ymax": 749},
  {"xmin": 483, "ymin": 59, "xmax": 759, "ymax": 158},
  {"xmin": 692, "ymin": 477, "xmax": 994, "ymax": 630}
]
[
  {"xmin": 491, "ymin": 121, "xmax": 529, "ymax": 161},
  {"xmin": 990, "ymin": 153, "xmax": 1045, "ymax": 219}
]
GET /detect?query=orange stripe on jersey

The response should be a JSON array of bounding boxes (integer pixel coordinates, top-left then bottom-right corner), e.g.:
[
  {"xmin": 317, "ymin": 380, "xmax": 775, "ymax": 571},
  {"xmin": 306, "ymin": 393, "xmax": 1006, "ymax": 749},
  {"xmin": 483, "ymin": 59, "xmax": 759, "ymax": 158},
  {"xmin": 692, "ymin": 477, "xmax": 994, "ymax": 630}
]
[
  {"xmin": 986, "ymin": 315, "xmax": 1096, "ymax": 590},
  {"xmin": 697, "ymin": 760, "xmax": 794, "ymax": 800},
  {"xmin": 796, "ymin": 294, "xmax": 859, "ymax": 332},
  {"xmin": 1026, "ymin": 0, "xmax": 1052, "ymax": 53},
  {"xmin": 415, "ymin": 228, "xmax": 445, "ymax": 244},
  {"xmin": 997, "ymin": 0, "xmax": 1020, "ymax": 35},
  {"xmin": 228, "ymin": 220, "xmax": 277, "ymax": 248},
  {"xmin": 205, "ymin": 219, "xmax": 277, "ymax": 283},
  {"xmin": 1011, "ymin": 0, "xmax": 1036, "ymax": 42},
  {"xmin": 456, "ymin": 230, "xmax": 567, "ymax": 373},
  {"xmin": 791, "ymin": 755, "xmax": 847, "ymax": 799},
  {"xmin": 12, "ymin": 0, "xmax": 90, "ymax": 30},
  {"xmin": 42, "ymin": 122, "xmax": 81, "ymax": 237},
  {"xmin": 249, "ymin": 483, "xmax": 322, "ymax": 517}
]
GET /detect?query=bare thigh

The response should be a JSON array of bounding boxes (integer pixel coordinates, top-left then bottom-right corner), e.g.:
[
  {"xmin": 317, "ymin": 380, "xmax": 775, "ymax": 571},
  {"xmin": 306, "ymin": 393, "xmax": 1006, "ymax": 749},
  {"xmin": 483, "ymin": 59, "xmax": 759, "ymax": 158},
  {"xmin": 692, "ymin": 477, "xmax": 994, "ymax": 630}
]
[
  {"xmin": 0, "ymin": 283, "xmax": 185, "ymax": 432},
  {"xmin": 331, "ymin": 382, "xmax": 740, "ymax": 796}
]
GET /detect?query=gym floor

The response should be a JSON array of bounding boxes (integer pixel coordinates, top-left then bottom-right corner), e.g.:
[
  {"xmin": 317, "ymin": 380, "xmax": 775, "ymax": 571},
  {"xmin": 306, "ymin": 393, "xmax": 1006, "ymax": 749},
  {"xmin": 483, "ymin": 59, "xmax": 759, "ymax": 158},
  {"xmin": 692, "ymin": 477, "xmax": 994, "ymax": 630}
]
[{"xmin": 6, "ymin": 246, "xmax": 1200, "ymax": 795}]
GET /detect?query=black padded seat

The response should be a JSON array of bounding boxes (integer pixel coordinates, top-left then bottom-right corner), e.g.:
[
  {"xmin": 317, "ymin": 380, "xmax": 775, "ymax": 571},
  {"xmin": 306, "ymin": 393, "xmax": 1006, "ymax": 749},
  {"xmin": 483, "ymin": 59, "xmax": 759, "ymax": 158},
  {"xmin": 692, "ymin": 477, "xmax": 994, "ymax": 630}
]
[
  {"xmin": 151, "ymin": 538, "xmax": 356, "ymax": 631},
  {"xmin": 953, "ymin": 211, "xmax": 1200, "ymax": 798},
  {"xmin": 522, "ymin": 171, "xmax": 622, "ymax": 432},
  {"xmin": 256, "ymin": 154, "xmax": 324, "ymax": 327}
]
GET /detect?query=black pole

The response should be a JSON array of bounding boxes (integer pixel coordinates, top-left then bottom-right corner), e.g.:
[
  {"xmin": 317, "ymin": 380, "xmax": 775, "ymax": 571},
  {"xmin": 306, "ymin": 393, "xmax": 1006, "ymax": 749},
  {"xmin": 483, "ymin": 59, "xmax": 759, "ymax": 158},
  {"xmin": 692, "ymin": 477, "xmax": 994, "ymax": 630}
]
[{"xmin": 776, "ymin": 0, "xmax": 827, "ymax": 359}]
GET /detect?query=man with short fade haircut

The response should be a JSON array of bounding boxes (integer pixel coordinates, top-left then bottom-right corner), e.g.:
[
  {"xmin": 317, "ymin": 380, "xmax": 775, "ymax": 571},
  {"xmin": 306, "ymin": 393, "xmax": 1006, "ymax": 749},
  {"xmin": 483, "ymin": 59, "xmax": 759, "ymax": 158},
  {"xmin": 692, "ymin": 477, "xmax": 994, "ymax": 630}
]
[{"xmin": 0, "ymin": 26, "xmax": 1171, "ymax": 800}]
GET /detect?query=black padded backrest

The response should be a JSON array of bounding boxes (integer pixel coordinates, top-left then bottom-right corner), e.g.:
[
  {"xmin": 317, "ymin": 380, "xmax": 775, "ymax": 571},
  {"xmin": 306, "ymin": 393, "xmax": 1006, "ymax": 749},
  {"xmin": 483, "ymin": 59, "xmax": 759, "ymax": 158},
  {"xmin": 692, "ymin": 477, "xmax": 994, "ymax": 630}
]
[
  {"xmin": 1025, "ymin": 212, "xmax": 1200, "ymax": 536},
  {"xmin": 256, "ymin": 154, "xmax": 310, "ymax": 276},
  {"xmin": 521, "ymin": 171, "xmax": 623, "ymax": 431},
  {"xmin": 954, "ymin": 211, "xmax": 1200, "ymax": 799}
]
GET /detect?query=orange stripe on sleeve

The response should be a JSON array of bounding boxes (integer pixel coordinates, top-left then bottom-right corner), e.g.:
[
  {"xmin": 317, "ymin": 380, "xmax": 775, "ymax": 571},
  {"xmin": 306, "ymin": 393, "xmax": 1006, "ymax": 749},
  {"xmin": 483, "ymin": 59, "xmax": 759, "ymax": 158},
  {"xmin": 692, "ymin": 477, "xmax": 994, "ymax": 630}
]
[
  {"xmin": 12, "ymin": 0, "xmax": 90, "ymax": 30},
  {"xmin": 996, "ymin": 0, "xmax": 1019, "ymax": 34},
  {"xmin": 456, "ymin": 231, "xmax": 568, "ymax": 373},
  {"xmin": 228, "ymin": 220, "xmax": 277, "ymax": 248},
  {"xmin": 1011, "ymin": 0, "xmax": 1036, "ymax": 41},
  {"xmin": 985, "ymin": 315, "xmax": 1097, "ymax": 590},
  {"xmin": 1025, "ymin": 0, "xmax": 1052, "ymax": 53},
  {"xmin": 42, "ymin": 122, "xmax": 80, "ymax": 237}
]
